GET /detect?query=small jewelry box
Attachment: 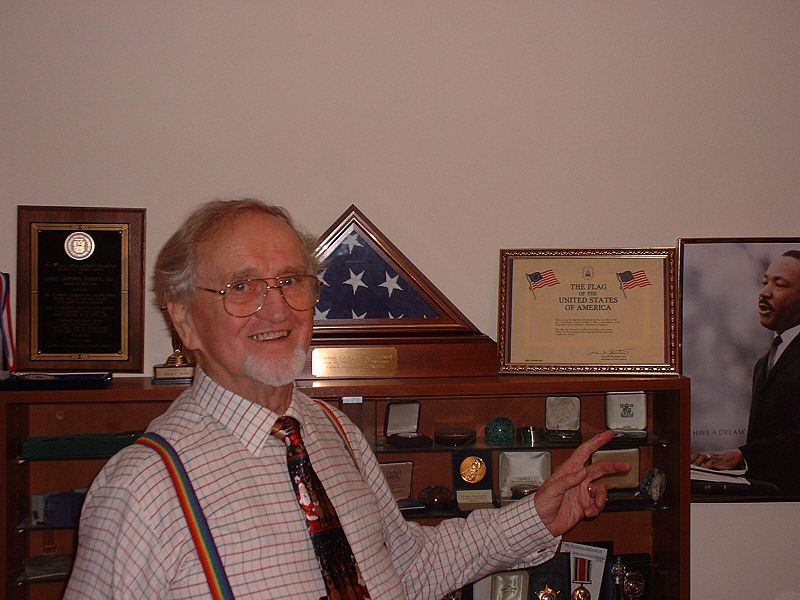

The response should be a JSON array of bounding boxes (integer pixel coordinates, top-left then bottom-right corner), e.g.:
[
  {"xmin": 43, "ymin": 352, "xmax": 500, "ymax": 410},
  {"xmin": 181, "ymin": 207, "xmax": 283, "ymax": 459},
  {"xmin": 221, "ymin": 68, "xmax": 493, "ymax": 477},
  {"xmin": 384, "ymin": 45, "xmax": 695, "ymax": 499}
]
[
  {"xmin": 384, "ymin": 401, "xmax": 433, "ymax": 448},
  {"xmin": 605, "ymin": 391, "xmax": 647, "ymax": 438},
  {"xmin": 498, "ymin": 451, "xmax": 551, "ymax": 499},
  {"xmin": 591, "ymin": 447, "xmax": 640, "ymax": 489},
  {"xmin": 545, "ymin": 396, "xmax": 582, "ymax": 442}
]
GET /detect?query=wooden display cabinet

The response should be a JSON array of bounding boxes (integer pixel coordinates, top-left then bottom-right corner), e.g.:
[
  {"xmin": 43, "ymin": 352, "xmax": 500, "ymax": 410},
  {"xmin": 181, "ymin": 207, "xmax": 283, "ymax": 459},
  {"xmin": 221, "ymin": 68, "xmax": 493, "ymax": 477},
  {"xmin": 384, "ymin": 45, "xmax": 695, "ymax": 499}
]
[
  {"xmin": 305, "ymin": 374, "xmax": 690, "ymax": 600},
  {"xmin": 2, "ymin": 380, "xmax": 178, "ymax": 600},
  {"xmin": 2, "ymin": 374, "xmax": 689, "ymax": 599}
]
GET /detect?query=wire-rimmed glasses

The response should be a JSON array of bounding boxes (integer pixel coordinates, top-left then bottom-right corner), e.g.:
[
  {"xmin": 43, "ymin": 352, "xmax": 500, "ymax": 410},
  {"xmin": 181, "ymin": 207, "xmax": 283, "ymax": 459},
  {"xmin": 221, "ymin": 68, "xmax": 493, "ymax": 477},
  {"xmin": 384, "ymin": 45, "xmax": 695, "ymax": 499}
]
[{"xmin": 198, "ymin": 275, "xmax": 321, "ymax": 317}]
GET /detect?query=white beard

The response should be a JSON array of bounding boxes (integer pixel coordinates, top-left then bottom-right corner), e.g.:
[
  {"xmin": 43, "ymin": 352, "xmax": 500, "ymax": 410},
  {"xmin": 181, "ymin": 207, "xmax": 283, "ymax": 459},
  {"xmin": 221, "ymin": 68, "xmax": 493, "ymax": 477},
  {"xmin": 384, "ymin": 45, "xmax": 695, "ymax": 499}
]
[{"xmin": 243, "ymin": 347, "xmax": 308, "ymax": 388}]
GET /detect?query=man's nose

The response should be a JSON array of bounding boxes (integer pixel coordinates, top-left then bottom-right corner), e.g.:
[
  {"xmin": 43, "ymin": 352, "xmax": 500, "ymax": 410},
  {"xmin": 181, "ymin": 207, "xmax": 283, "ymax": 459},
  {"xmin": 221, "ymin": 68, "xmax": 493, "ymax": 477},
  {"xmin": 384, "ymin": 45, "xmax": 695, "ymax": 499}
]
[{"xmin": 254, "ymin": 288, "xmax": 290, "ymax": 319}]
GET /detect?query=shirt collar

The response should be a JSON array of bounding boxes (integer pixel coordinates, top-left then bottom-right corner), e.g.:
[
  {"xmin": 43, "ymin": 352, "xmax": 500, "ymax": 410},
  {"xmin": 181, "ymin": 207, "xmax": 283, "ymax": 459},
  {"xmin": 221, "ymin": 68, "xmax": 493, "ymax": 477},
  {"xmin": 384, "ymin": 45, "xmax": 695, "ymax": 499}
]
[
  {"xmin": 776, "ymin": 322, "xmax": 800, "ymax": 352},
  {"xmin": 193, "ymin": 368, "xmax": 306, "ymax": 456}
]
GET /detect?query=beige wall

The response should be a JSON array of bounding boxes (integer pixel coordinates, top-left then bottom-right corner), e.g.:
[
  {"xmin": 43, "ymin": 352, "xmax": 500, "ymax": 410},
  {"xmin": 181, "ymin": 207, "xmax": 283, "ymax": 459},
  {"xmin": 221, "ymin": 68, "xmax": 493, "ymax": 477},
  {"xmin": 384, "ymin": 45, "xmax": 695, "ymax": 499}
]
[{"xmin": 2, "ymin": 2, "xmax": 799, "ymax": 597}]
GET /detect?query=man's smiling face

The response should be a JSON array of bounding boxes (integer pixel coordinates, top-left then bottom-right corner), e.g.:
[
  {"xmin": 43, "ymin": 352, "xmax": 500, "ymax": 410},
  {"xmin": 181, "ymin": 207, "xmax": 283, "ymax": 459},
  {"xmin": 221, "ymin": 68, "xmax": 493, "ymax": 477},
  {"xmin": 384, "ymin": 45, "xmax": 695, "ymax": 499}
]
[{"xmin": 171, "ymin": 210, "xmax": 314, "ymax": 405}]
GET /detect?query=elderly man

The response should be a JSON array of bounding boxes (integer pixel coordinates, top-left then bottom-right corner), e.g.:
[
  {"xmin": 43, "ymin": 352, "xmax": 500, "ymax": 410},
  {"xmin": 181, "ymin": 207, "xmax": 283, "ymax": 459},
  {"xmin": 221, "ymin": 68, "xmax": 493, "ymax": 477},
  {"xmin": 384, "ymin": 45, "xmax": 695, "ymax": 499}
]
[
  {"xmin": 692, "ymin": 250, "xmax": 800, "ymax": 494},
  {"xmin": 66, "ymin": 199, "xmax": 628, "ymax": 599}
]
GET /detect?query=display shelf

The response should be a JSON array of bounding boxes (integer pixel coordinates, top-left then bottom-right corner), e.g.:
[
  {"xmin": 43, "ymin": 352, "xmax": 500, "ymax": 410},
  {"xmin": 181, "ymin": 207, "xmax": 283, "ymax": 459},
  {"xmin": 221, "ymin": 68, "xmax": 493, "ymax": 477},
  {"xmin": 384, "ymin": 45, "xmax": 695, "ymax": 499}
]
[
  {"xmin": 17, "ymin": 431, "xmax": 145, "ymax": 462},
  {"xmin": 15, "ymin": 519, "xmax": 75, "ymax": 533},
  {"xmin": 377, "ymin": 433, "xmax": 670, "ymax": 455},
  {"xmin": 14, "ymin": 555, "xmax": 73, "ymax": 586}
]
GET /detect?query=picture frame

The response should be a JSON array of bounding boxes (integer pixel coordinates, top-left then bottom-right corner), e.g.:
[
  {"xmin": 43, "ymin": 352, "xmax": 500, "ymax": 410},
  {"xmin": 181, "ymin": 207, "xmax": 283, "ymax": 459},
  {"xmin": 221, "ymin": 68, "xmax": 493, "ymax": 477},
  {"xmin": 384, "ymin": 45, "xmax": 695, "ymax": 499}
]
[
  {"xmin": 498, "ymin": 248, "xmax": 677, "ymax": 374},
  {"xmin": 679, "ymin": 238, "xmax": 800, "ymax": 471},
  {"xmin": 312, "ymin": 205, "xmax": 481, "ymax": 337},
  {"xmin": 16, "ymin": 206, "xmax": 145, "ymax": 373},
  {"xmin": 306, "ymin": 205, "xmax": 499, "ymax": 379}
]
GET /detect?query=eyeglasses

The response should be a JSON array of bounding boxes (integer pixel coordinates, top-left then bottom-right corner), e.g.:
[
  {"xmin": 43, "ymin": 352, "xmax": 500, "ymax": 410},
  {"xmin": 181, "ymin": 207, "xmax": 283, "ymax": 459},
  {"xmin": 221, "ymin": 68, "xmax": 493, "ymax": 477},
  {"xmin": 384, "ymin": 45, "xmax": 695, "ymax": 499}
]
[{"xmin": 198, "ymin": 275, "xmax": 321, "ymax": 317}]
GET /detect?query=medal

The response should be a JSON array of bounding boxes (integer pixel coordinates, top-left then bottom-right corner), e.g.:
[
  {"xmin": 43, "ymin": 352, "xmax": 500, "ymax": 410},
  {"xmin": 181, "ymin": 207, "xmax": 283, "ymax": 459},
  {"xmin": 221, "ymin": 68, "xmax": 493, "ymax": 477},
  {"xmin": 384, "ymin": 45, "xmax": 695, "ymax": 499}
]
[
  {"xmin": 537, "ymin": 584, "xmax": 560, "ymax": 600},
  {"xmin": 571, "ymin": 555, "xmax": 592, "ymax": 600},
  {"xmin": 458, "ymin": 456, "xmax": 487, "ymax": 483}
]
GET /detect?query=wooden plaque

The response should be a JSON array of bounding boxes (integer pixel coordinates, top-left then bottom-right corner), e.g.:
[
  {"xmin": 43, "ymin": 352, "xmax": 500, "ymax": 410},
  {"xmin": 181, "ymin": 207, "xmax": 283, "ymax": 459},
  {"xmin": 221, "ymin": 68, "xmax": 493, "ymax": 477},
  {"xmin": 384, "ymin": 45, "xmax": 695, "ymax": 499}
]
[{"xmin": 16, "ymin": 206, "xmax": 145, "ymax": 372}]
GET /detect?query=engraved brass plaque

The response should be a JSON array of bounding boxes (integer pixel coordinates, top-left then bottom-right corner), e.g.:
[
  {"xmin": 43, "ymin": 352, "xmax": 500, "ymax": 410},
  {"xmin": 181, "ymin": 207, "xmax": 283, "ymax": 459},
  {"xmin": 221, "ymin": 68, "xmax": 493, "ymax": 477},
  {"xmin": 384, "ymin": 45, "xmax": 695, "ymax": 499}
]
[{"xmin": 311, "ymin": 347, "xmax": 398, "ymax": 378}]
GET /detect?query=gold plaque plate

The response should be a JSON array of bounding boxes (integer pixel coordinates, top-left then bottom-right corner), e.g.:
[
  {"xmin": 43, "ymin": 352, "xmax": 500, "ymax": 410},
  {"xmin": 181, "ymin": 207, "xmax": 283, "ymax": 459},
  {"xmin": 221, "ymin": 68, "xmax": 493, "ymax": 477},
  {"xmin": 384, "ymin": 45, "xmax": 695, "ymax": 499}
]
[{"xmin": 311, "ymin": 347, "xmax": 398, "ymax": 378}]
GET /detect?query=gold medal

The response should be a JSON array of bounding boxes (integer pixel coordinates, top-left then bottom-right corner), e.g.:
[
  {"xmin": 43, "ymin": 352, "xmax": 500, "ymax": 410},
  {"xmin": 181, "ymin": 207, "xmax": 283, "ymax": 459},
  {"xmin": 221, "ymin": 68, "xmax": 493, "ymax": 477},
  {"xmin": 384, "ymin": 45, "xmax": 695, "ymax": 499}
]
[
  {"xmin": 458, "ymin": 456, "xmax": 486, "ymax": 483},
  {"xmin": 571, "ymin": 584, "xmax": 591, "ymax": 600}
]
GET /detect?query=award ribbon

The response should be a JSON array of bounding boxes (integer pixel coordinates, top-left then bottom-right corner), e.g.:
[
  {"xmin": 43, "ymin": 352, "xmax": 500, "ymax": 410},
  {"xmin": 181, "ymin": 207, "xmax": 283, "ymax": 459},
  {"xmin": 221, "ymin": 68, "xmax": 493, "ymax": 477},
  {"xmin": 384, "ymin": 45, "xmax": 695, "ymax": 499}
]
[
  {"xmin": 573, "ymin": 556, "xmax": 592, "ymax": 584},
  {"xmin": 1, "ymin": 273, "xmax": 16, "ymax": 372}
]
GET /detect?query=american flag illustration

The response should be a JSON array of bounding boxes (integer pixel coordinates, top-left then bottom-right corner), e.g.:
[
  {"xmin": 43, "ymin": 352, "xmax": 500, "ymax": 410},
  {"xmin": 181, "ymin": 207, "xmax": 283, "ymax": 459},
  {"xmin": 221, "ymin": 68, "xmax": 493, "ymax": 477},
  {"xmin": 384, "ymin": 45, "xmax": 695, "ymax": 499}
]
[
  {"xmin": 527, "ymin": 270, "xmax": 560, "ymax": 290},
  {"xmin": 617, "ymin": 270, "xmax": 651, "ymax": 290}
]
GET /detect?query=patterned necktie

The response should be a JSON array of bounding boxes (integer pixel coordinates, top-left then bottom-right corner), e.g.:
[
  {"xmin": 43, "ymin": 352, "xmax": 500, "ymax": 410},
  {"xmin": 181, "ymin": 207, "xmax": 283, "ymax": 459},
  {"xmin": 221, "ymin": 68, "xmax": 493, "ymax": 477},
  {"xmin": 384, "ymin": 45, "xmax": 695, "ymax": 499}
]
[
  {"xmin": 767, "ymin": 334, "xmax": 783, "ymax": 372},
  {"xmin": 271, "ymin": 416, "xmax": 369, "ymax": 600}
]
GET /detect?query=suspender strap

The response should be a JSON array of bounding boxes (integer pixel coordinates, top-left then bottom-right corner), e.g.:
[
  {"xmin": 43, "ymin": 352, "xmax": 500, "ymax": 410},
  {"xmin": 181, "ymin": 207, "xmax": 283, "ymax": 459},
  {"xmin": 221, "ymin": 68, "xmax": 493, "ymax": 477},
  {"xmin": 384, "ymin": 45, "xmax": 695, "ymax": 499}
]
[
  {"xmin": 136, "ymin": 433, "xmax": 235, "ymax": 600},
  {"xmin": 313, "ymin": 399, "xmax": 352, "ymax": 447},
  {"xmin": 313, "ymin": 399, "xmax": 357, "ymax": 463}
]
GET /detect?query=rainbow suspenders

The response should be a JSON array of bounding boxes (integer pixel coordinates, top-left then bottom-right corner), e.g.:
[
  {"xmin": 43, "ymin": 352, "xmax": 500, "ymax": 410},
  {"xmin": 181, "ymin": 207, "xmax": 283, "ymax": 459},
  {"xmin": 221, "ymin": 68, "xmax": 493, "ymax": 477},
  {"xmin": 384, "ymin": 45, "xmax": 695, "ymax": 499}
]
[{"xmin": 136, "ymin": 400, "xmax": 354, "ymax": 599}]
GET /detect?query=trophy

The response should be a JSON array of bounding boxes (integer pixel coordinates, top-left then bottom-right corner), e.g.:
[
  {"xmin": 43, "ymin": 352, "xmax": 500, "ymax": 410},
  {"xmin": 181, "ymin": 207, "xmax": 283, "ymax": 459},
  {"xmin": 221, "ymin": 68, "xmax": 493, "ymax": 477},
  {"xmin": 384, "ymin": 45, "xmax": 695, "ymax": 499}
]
[
  {"xmin": 152, "ymin": 331, "xmax": 195, "ymax": 384},
  {"xmin": 610, "ymin": 556, "xmax": 627, "ymax": 595}
]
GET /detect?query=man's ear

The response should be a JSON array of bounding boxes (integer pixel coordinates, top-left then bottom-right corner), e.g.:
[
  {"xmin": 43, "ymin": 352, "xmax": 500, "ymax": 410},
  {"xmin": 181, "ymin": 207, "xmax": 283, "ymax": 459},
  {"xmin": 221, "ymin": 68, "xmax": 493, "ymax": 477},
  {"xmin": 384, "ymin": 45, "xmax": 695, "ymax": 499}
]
[{"xmin": 166, "ymin": 301, "xmax": 200, "ymax": 352}]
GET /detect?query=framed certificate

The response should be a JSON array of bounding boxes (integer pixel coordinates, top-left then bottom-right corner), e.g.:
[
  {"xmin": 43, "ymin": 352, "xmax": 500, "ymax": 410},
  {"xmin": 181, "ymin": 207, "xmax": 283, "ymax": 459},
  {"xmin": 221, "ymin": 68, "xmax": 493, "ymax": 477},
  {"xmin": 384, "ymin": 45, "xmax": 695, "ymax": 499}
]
[
  {"xmin": 498, "ymin": 248, "xmax": 677, "ymax": 374},
  {"xmin": 16, "ymin": 206, "xmax": 145, "ymax": 372}
]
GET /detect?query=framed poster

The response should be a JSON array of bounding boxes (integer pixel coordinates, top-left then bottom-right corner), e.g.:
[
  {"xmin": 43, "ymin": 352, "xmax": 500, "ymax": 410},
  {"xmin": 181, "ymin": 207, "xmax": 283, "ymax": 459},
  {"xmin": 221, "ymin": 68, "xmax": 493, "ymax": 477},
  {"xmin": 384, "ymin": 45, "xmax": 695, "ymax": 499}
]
[
  {"xmin": 16, "ymin": 206, "xmax": 145, "ymax": 372},
  {"xmin": 680, "ymin": 237, "xmax": 800, "ymax": 450},
  {"xmin": 498, "ymin": 248, "xmax": 677, "ymax": 374}
]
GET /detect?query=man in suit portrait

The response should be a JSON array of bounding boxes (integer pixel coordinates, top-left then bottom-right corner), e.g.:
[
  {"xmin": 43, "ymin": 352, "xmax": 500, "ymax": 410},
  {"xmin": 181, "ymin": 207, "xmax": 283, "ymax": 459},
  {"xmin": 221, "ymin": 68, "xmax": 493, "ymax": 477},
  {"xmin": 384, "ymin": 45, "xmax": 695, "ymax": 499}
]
[{"xmin": 692, "ymin": 250, "xmax": 800, "ymax": 494}]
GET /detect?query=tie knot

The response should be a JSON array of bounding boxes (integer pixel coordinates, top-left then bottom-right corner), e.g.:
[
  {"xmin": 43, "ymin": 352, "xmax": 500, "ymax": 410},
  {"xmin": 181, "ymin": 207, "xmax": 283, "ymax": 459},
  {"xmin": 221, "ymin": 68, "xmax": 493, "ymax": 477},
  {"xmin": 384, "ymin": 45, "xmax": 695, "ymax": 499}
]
[
  {"xmin": 271, "ymin": 416, "xmax": 302, "ymax": 442},
  {"xmin": 773, "ymin": 334, "xmax": 783, "ymax": 348}
]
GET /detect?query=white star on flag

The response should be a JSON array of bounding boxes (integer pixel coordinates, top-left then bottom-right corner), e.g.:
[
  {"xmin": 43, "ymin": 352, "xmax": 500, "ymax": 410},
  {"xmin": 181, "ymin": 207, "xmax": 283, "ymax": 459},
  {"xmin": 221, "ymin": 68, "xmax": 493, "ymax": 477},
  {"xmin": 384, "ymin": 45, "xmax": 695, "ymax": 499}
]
[
  {"xmin": 379, "ymin": 272, "xmax": 403, "ymax": 297},
  {"xmin": 343, "ymin": 233, "xmax": 363, "ymax": 254},
  {"xmin": 317, "ymin": 268, "xmax": 330, "ymax": 287},
  {"xmin": 343, "ymin": 269, "xmax": 368, "ymax": 294}
]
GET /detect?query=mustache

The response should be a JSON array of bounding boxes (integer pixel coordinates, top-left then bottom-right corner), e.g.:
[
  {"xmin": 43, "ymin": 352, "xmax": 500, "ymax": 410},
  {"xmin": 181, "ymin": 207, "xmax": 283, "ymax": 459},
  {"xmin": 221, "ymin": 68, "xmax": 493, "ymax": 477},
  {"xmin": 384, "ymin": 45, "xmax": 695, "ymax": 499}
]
[{"xmin": 759, "ymin": 299, "xmax": 773, "ymax": 310}]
